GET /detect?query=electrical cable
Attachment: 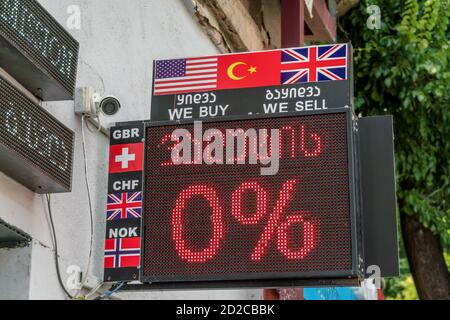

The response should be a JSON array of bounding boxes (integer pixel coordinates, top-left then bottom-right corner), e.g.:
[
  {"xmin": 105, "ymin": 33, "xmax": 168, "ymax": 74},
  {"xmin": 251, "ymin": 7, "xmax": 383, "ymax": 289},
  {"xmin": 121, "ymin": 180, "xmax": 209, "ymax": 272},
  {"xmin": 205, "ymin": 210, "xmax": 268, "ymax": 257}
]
[
  {"xmin": 85, "ymin": 114, "xmax": 102, "ymax": 133},
  {"xmin": 45, "ymin": 194, "xmax": 74, "ymax": 299},
  {"xmin": 43, "ymin": 116, "xmax": 96, "ymax": 299},
  {"xmin": 79, "ymin": 115, "xmax": 95, "ymax": 293},
  {"xmin": 85, "ymin": 281, "xmax": 104, "ymax": 299},
  {"xmin": 93, "ymin": 282, "xmax": 125, "ymax": 300}
]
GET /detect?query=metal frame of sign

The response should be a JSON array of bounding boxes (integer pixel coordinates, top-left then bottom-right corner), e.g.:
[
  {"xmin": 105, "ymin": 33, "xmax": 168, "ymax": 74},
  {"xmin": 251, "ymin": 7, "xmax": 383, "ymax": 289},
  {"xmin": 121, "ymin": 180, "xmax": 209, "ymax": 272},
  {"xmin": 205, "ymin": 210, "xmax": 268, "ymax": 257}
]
[
  {"xmin": 104, "ymin": 123, "xmax": 145, "ymax": 282},
  {"xmin": 105, "ymin": 107, "xmax": 365, "ymax": 288},
  {"xmin": 103, "ymin": 43, "xmax": 401, "ymax": 288},
  {"xmin": 359, "ymin": 116, "xmax": 400, "ymax": 277},
  {"xmin": 0, "ymin": 217, "xmax": 31, "ymax": 248},
  {"xmin": 0, "ymin": 0, "xmax": 79, "ymax": 100},
  {"xmin": 0, "ymin": 73, "xmax": 75, "ymax": 193},
  {"xmin": 150, "ymin": 43, "xmax": 353, "ymax": 122}
]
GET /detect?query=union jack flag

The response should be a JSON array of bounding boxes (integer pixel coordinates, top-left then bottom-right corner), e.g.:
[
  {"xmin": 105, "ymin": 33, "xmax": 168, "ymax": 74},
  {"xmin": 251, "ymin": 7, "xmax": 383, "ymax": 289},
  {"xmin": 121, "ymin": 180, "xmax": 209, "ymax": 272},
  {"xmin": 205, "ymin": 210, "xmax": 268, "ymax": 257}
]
[
  {"xmin": 106, "ymin": 192, "xmax": 142, "ymax": 220},
  {"xmin": 104, "ymin": 237, "xmax": 141, "ymax": 268},
  {"xmin": 281, "ymin": 44, "xmax": 348, "ymax": 84}
]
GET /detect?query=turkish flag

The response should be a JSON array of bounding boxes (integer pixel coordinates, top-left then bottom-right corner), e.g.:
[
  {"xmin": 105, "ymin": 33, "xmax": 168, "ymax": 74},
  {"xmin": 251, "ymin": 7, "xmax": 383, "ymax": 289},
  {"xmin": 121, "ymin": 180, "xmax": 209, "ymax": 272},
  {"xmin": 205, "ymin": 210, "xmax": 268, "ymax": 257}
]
[
  {"xmin": 109, "ymin": 143, "xmax": 144, "ymax": 174},
  {"xmin": 217, "ymin": 50, "xmax": 281, "ymax": 90}
]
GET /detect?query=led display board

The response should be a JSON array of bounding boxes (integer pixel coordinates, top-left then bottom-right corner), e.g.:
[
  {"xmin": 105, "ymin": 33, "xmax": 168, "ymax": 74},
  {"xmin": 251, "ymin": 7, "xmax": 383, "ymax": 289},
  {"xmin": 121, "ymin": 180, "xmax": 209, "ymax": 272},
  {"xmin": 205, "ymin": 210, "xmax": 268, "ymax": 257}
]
[
  {"xmin": 104, "ymin": 45, "xmax": 398, "ymax": 288},
  {"xmin": 103, "ymin": 110, "xmax": 365, "ymax": 285},
  {"xmin": 0, "ymin": 0, "xmax": 79, "ymax": 100},
  {"xmin": 143, "ymin": 111, "xmax": 360, "ymax": 283},
  {"xmin": 0, "ymin": 74, "xmax": 74, "ymax": 193}
]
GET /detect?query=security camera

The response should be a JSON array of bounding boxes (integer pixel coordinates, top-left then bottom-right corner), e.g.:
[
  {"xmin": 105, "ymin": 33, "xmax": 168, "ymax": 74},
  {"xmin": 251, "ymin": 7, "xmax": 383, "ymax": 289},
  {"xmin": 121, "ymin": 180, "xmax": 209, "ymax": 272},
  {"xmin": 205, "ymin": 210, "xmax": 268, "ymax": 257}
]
[
  {"xmin": 99, "ymin": 95, "xmax": 121, "ymax": 116},
  {"xmin": 75, "ymin": 88, "xmax": 122, "ymax": 117}
]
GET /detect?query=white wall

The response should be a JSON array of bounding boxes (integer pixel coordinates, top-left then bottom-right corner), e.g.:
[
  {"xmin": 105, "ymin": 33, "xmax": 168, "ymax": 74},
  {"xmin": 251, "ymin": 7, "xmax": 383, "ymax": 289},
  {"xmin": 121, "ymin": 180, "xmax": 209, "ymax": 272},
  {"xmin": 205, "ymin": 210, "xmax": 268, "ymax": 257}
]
[
  {"xmin": 0, "ymin": 246, "xmax": 31, "ymax": 300},
  {"xmin": 0, "ymin": 0, "xmax": 260, "ymax": 300}
]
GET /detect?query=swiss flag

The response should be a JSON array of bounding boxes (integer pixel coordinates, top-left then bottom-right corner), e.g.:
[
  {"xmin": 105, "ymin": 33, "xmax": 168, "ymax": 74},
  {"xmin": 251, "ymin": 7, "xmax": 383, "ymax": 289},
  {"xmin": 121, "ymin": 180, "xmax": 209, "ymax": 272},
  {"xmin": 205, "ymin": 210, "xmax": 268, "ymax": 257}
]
[
  {"xmin": 217, "ymin": 50, "xmax": 281, "ymax": 90},
  {"xmin": 109, "ymin": 143, "xmax": 144, "ymax": 174}
]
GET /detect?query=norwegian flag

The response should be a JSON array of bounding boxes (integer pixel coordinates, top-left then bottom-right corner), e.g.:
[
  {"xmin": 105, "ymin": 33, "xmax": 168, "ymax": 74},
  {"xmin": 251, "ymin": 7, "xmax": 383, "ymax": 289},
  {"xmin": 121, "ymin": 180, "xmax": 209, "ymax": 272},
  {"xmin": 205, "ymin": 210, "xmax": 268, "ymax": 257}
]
[
  {"xmin": 104, "ymin": 237, "xmax": 141, "ymax": 268},
  {"xmin": 107, "ymin": 192, "xmax": 142, "ymax": 220},
  {"xmin": 281, "ymin": 44, "xmax": 348, "ymax": 84}
]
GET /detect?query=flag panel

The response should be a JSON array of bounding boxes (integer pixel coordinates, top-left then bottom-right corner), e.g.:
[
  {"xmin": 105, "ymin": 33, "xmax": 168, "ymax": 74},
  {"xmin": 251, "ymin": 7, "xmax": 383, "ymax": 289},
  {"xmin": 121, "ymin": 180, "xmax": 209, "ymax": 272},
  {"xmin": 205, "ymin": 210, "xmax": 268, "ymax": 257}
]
[
  {"xmin": 109, "ymin": 143, "xmax": 144, "ymax": 174},
  {"xmin": 107, "ymin": 192, "xmax": 143, "ymax": 220},
  {"xmin": 152, "ymin": 44, "xmax": 349, "ymax": 96},
  {"xmin": 104, "ymin": 237, "xmax": 142, "ymax": 269}
]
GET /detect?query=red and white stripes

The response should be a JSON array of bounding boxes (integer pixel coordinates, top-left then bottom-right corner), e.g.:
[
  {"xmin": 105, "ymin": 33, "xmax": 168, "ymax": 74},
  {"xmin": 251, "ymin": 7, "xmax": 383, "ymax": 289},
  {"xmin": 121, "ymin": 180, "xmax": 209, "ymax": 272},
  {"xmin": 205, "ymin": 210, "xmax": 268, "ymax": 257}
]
[{"xmin": 154, "ymin": 57, "xmax": 218, "ymax": 95}]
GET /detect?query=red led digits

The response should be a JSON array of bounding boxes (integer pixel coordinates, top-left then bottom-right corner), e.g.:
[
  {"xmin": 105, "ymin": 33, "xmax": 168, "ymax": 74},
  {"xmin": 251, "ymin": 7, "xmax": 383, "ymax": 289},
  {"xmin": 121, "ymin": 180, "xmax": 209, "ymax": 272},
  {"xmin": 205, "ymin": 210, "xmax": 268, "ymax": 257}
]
[
  {"xmin": 172, "ymin": 180, "xmax": 317, "ymax": 263},
  {"xmin": 160, "ymin": 133, "xmax": 202, "ymax": 166},
  {"xmin": 166, "ymin": 121, "xmax": 324, "ymax": 264},
  {"xmin": 160, "ymin": 134, "xmax": 173, "ymax": 166},
  {"xmin": 172, "ymin": 185, "xmax": 223, "ymax": 263},
  {"xmin": 204, "ymin": 129, "xmax": 224, "ymax": 164},
  {"xmin": 258, "ymin": 126, "xmax": 297, "ymax": 162},
  {"xmin": 277, "ymin": 215, "xmax": 316, "ymax": 259},
  {"xmin": 161, "ymin": 133, "xmax": 186, "ymax": 166},
  {"xmin": 301, "ymin": 125, "xmax": 321, "ymax": 157},
  {"xmin": 192, "ymin": 137, "xmax": 203, "ymax": 165},
  {"xmin": 258, "ymin": 129, "xmax": 271, "ymax": 162},
  {"xmin": 251, "ymin": 180, "xmax": 298, "ymax": 260},
  {"xmin": 160, "ymin": 124, "xmax": 322, "ymax": 166},
  {"xmin": 281, "ymin": 126, "xmax": 296, "ymax": 159},
  {"xmin": 145, "ymin": 113, "xmax": 351, "ymax": 278},
  {"xmin": 231, "ymin": 181, "xmax": 267, "ymax": 224}
]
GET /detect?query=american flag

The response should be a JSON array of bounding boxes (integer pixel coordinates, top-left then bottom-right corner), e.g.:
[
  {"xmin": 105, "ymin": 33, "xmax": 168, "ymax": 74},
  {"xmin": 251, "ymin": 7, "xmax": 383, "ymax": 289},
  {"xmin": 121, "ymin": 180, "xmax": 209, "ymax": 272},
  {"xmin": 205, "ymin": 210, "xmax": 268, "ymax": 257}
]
[
  {"xmin": 104, "ymin": 237, "xmax": 141, "ymax": 269},
  {"xmin": 281, "ymin": 44, "xmax": 348, "ymax": 84},
  {"xmin": 154, "ymin": 57, "xmax": 218, "ymax": 95},
  {"xmin": 106, "ymin": 192, "xmax": 142, "ymax": 220}
]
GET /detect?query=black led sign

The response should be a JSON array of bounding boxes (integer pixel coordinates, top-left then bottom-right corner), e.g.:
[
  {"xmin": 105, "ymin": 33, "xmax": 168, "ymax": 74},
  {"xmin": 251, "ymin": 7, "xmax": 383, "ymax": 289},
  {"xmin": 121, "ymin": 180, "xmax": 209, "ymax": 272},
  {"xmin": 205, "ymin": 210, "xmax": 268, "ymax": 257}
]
[
  {"xmin": 143, "ymin": 111, "xmax": 361, "ymax": 283},
  {"xmin": 103, "ymin": 110, "xmax": 371, "ymax": 286},
  {"xmin": 104, "ymin": 46, "xmax": 399, "ymax": 288},
  {"xmin": 0, "ymin": 0, "xmax": 79, "ymax": 100},
  {"xmin": 0, "ymin": 74, "xmax": 74, "ymax": 193}
]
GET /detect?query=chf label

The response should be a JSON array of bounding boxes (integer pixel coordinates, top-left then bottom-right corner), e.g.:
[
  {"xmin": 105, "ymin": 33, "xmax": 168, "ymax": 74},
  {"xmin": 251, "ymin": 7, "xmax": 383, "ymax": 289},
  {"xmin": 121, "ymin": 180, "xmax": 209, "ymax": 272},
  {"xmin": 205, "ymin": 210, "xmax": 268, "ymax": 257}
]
[{"xmin": 113, "ymin": 180, "xmax": 140, "ymax": 191}]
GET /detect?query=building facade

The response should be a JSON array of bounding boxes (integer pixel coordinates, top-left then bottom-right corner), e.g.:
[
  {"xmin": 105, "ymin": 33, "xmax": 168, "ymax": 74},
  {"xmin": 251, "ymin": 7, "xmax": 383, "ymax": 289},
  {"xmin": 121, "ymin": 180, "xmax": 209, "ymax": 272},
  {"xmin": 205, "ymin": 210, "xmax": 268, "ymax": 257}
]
[{"xmin": 0, "ymin": 0, "xmax": 260, "ymax": 300}]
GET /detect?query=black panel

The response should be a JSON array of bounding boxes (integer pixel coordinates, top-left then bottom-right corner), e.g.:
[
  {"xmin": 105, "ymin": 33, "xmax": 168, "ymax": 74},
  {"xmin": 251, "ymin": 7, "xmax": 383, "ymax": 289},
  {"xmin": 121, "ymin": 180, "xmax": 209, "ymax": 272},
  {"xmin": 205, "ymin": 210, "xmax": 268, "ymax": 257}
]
[
  {"xmin": 110, "ymin": 124, "xmax": 144, "ymax": 145},
  {"xmin": 104, "ymin": 267, "xmax": 140, "ymax": 283},
  {"xmin": 122, "ymin": 277, "xmax": 361, "ymax": 291},
  {"xmin": 359, "ymin": 116, "xmax": 399, "ymax": 277},
  {"xmin": 142, "ymin": 111, "xmax": 359, "ymax": 283},
  {"xmin": 0, "ymin": 218, "xmax": 31, "ymax": 248},
  {"xmin": 108, "ymin": 171, "xmax": 143, "ymax": 194},
  {"xmin": 151, "ymin": 81, "xmax": 352, "ymax": 121},
  {"xmin": 0, "ymin": 74, "xmax": 74, "ymax": 193},
  {"xmin": 0, "ymin": 0, "xmax": 79, "ymax": 100},
  {"xmin": 106, "ymin": 219, "xmax": 141, "ymax": 239},
  {"xmin": 104, "ymin": 122, "xmax": 145, "ymax": 283},
  {"xmin": 104, "ymin": 219, "xmax": 142, "ymax": 282}
]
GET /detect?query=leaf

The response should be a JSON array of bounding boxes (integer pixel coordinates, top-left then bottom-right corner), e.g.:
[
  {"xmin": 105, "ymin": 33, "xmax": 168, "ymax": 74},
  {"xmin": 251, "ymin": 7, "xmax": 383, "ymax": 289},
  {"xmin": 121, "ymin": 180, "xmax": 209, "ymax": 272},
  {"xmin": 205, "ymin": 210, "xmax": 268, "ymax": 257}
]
[{"xmin": 340, "ymin": 0, "xmax": 450, "ymax": 248}]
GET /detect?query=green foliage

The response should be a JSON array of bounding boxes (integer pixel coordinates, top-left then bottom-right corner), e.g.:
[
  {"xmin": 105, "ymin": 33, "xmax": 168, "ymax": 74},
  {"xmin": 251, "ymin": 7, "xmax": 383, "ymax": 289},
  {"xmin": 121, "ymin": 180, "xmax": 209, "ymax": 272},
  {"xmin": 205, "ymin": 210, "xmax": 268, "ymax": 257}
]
[
  {"xmin": 340, "ymin": 0, "xmax": 450, "ymax": 247},
  {"xmin": 445, "ymin": 250, "xmax": 450, "ymax": 271},
  {"xmin": 388, "ymin": 275, "xmax": 419, "ymax": 300},
  {"xmin": 384, "ymin": 256, "xmax": 412, "ymax": 298},
  {"xmin": 383, "ymin": 228, "xmax": 420, "ymax": 299}
]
